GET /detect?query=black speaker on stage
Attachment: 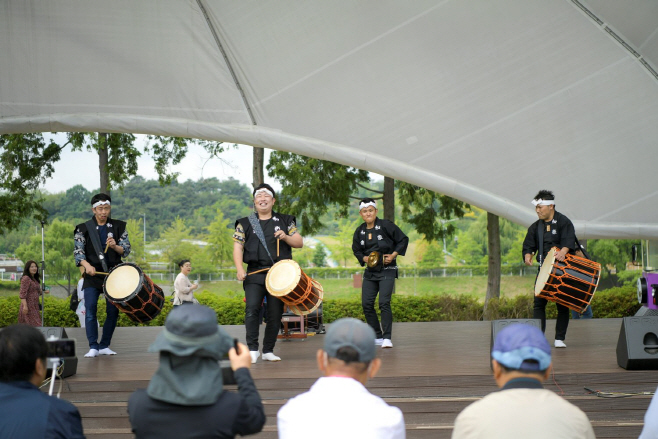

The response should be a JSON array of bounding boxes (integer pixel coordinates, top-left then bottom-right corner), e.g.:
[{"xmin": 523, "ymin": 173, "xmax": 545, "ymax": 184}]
[
  {"xmin": 616, "ymin": 316, "xmax": 658, "ymax": 370},
  {"xmin": 38, "ymin": 327, "xmax": 78, "ymax": 378},
  {"xmin": 490, "ymin": 319, "xmax": 542, "ymax": 368}
]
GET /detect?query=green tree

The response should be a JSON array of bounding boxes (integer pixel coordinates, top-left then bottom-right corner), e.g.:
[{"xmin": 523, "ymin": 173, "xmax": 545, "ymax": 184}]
[
  {"xmin": 15, "ymin": 219, "xmax": 78, "ymax": 294},
  {"xmin": 326, "ymin": 219, "xmax": 360, "ymax": 267},
  {"xmin": 292, "ymin": 239, "xmax": 315, "ymax": 268},
  {"xmin": 266, "ymin": 152, "xmax": 370, "ymax": 234},
  {"xmin": 312, "ymin": 243, "xmax": 328, "ymax": 268},
  {"xmin": 397, "ymin": 182, "xmax": 469, "ymax": 243},
  {"xmin": 158, "ymin": 217, "xmax": 198, "ymax": 266},
  {"xmin": 125, "ymin": 218, "xmax": 146, "ymax": 268},
  {"xmin": 416, "ymin": 239, "xmax": 446, "ymax": 268},
  {"xmin": 205, "ymin": 209, "xmax": 233, "ymax": 267},
  {"xmin": 0, "ymin": 133, "xmax": 228, "ymax": 234}
]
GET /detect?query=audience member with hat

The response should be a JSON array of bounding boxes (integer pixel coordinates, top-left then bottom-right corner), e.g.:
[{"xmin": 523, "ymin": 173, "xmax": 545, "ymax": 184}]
[
  {"xmin": 451, "ymin": 323, "xmax": 595, "ymax": 438},
  {"xmin": 277, "ymin": 318, "xmax": 405, "ymax": 438},
  {"xmin": 128, "ymin": 305, "xmax": 265, "ymax": 438}
]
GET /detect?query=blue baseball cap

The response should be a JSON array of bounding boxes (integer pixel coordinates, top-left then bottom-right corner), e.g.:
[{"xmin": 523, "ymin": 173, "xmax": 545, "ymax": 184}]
[{"xmin": 491, "ymin": 324, "xmax": 552, "ymax": 371}]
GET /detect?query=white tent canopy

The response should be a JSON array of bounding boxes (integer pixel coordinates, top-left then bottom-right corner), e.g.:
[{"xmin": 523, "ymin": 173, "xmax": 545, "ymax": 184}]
[{"xmin": 1, "ymin": 0, "xmax": 657, "ymax": 238}]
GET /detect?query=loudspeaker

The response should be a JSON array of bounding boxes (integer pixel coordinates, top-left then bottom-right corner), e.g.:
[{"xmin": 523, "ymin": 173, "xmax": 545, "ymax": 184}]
[
  {"xmin": 490, "ymin": 319, "xmax": 542, "ymax": 368},
  {"xmin": 38, "ymin": 327, "xmax": 78, "ymax": 378},
  {"xmin": 616, "ymin": 317, "xmax": 658, "ymax": 370}
]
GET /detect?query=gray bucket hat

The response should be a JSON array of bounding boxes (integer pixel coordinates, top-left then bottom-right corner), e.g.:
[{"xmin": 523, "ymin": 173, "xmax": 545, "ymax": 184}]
[
  {"xmin": 148, "ymin": 304, "xmax": 233, "ymax": 360},
  {"xmin": 146, "ymin": 305, "xmax": 234, "ymax": 406}
]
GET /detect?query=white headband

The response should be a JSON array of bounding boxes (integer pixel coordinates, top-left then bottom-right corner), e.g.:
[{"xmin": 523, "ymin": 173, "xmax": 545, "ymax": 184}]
[
  {"xmin": 531, "ymin": 198, "xmax": 555, "ymax": 206},
  {"xmin": 92, "ymin": 200, "xmax": 111, "ymax": 208},
  {"xmin": 359, "ymin": 201, "xmax": 377, "ymax": 210},
  {"xmin": 254, "ymin": 188, "xmax": 274, "ymax": 198}
]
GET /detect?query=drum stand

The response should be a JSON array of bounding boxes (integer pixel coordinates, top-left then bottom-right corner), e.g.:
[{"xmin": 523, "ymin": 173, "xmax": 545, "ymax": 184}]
[{"xmin": 278, "ymin": 307, "xmax": 307, "ymax": 340}]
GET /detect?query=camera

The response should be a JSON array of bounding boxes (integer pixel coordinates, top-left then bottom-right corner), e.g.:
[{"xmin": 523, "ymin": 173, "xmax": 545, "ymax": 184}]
[
  {"xmin": 219, "ymin": 338, "xmax": 240, "ymax": 385},
  {"xmin": 47, "ymin": 339, "xmax": 76, "ymax": 359}
]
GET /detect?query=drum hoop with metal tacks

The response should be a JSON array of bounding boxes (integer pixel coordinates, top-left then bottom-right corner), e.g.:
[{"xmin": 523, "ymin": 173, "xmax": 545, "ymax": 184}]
[
  {"xmin": 265, "ymin": 260, "xmax": 302, "ymax": 296},
  {"xmin": 104, "ymin": 263, "xmax": 143, "ymax": 303}
]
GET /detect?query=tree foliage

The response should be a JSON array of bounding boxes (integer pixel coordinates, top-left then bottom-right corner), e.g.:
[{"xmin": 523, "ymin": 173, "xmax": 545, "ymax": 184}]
[
  {"xmin": 266, "ymin": 151, "xmax": 370, "ymax": 235},
  {"xmin": 14, "ymin": 219, "xmax": 78, "ymax": 293},
  {"xmin": 0, "ymin": 133, "xmax": 228, "ymax": 235},
  {"xmin": 0, "ymin": 134, "xmax": 62, "ymax": 232},
  {"xmin": 397, "ymin": 182, "xmax": 469, "ymax": 243}
]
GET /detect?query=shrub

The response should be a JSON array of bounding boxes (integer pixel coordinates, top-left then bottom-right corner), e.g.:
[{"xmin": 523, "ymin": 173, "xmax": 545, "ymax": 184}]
[{"xmin": 0, "ymin": 286, "xmax": 642, "ymax": 328}]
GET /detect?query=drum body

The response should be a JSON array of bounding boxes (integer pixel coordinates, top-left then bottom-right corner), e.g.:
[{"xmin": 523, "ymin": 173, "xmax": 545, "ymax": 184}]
[
  {"xmin": 103, "ymin": 263, "xmax": 165, "ymax": 323},
  {"xmin": 535, "ymin": 248, "xmax": 601, "ymax": 313},
  {"xmin": 265, "ymin": 260, "xmax": 323, "ymax": 316}
]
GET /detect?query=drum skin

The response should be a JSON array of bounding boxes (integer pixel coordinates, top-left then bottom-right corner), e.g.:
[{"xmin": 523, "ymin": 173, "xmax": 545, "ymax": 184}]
[
  {"xmin": 535, "ymin": 248, "xmax": 601, "ymax": 313},
  {"xmin": 266, "ymin": 260, "xmax": 323, "ymax": 316},
  {"xmin": 103, "ymin": 263, "xmax": 164, "ymax": 323}
]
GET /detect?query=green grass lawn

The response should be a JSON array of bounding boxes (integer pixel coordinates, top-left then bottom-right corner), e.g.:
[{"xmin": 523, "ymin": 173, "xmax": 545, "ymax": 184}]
[
  {"xmin": 189, "ymin": 275, "xmax": 536, "ymax": 301},
  {"xmin": 1, "ymin": 275, "xmax": 536, "ymax": 301}
]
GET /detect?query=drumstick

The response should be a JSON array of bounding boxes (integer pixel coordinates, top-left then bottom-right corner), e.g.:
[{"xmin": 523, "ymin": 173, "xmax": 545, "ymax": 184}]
[
  {"xmin": 277, "ymin": 236, "xmax": 280, "ymax": 257},
  {"xmin": 104, "ymin": 233, "xmax": 114, "ymax": 253}
]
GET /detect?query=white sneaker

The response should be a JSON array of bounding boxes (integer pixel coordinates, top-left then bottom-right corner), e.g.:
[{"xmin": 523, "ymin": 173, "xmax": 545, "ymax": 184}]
[
  {"xmin": 554, "ymin": 340, "xmax": 567, "ymax": 348},
  {"xmin": 381, "ymin": 339, "xmax": 393, "ymax": 349},
  {"xmin": 374, "ymin": 338, "xmax": 384, "ymax": 346},
  {"xmin": 250, "ymin": 351, "xmax": 260, "ymax": 364},
  {"xmin": 84, "ymin": 349, "xmax": 99, "ymax": 358},
  {"xmin": 99, "ymin": 348, "xmax": 117, "ymax": 355},
  {"xmin": 262, "ymin": 352, "xmax": 281, "ymax": 362}
]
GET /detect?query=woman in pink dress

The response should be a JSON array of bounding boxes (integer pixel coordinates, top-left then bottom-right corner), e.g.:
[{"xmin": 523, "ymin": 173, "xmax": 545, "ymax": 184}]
[{"xmin": 18, "ymin": 260, "xmax": 42, "ymax": 326}]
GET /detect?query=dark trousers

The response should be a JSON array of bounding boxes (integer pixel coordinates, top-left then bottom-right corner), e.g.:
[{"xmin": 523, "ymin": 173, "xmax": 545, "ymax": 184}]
[
  {"xmin": 533, "ymin": 296, "xmax": 569, "ymax": 341},
  {"xmin": 362, "ymin": 277, "xmax": 395, "ymax": 339},
  {"xmin": 84, "ymin": 287, "xmax": 120, "ymax": 350},
  {"xmin": 244, "ymin": 277, "xmax": 283, "ymax": 353}
]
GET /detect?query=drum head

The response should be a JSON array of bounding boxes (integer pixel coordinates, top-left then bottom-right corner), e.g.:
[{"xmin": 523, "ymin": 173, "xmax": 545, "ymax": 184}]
[
  {"xmin": 266, "ymin": 260, "xmax": 301, "ymax": 297},
  {"xmin": 535, "ymin": 248, "xmax": 558, "ymax": 296},
  {"xmin": 105, "ymin": 264, "xmax": 141, "ymax": 300}
]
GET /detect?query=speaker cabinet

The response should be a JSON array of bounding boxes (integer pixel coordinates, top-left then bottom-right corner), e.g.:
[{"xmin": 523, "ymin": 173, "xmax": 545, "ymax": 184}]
[
  {"xmin": 616, "ymin": 317, "xmax": 658, "ymax": 370},
  {"xmin": 490, "ymin": 319, "xmax": 542, "ymax": 368},
  {"xmin": 38, "ymin": 327, "xmax": 78, "ymax": 378}
]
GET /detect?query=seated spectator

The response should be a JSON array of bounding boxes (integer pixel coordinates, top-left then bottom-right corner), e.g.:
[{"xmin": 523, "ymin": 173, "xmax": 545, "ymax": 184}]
[
  {"xmin": 277, "ymin": 317, "xmax": 405, "ymax": 439},
  {"xmin": 452, "ymin": 323, "xmax": 595, "ymax": 438},
  {"xmin": 0, "ymin": 324, "xmax": 85, "ymax": 438},
  {"xmin": 128, "ymin": 305, "xmax": 265, "ymax": 439},
  {"xmin": 639, "ymin": 385, "xmax": 658, "ymax": 438}
]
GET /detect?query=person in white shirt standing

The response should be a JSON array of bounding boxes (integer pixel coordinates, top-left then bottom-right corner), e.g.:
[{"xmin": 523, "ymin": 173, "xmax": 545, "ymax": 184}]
[
  {"xmin": 277, "ymin": 318, "xmax": 405, "ymax": 439},
  {"xmin": 173, "ymin": 259, "xmax": 199, "ymax": 306}
]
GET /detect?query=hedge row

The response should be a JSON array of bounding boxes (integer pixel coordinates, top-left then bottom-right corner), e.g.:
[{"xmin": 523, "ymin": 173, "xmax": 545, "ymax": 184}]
[{"xmin": 0, "ymin": 286, "xmax": 640, "ymax": 328}]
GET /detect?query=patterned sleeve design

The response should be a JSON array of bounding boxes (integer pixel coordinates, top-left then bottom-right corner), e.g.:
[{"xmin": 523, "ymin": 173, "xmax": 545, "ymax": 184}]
[
  {"xmin": 233, "ymin": 224, "xmax": 245, "ymax": 244},
  {"xmin": 74, "ymin": 228, "xmax": 87, "ymax": 267},
  {"xmin": 118, "ymin": 230, "xmax": 131, "ymax": 257},
  {"xmin": 287, "ymin": 219, "xmax": 298, "ymax": 236}
]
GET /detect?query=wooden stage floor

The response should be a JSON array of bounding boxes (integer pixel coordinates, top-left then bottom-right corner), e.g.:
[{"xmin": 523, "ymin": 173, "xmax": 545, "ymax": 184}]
[{"xmin": 54, "ymin": 319, "xmax": 654, "ymax": 438}]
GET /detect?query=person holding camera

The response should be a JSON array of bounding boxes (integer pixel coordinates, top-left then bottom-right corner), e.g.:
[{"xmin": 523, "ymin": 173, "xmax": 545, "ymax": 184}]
[
  {"xmin": 128, "ymin": 305, "xmax": 265, "ymax": 439},
  {"xmin": 0, "ymin": 324, "xmax": 85, "ymax": 438},
  {"xmin": 352, "ymin": 198, "xmax": 408, "ymax": 349}
]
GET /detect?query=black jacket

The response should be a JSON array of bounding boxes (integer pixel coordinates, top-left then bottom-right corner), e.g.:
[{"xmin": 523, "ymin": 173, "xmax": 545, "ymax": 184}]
[
  {"xmin": 522, "ymin": 211, "xmax": 576, "ymax": 263},
  {"xmin": 235, "ymin": 211, "xmax": 296, "ymax": 265},
  {"xmin": 352, "ymin": 218, "xmax": 409, "ymax": 269}
]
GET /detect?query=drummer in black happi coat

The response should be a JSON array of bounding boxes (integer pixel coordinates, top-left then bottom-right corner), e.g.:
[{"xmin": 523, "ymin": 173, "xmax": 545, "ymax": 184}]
[
  {"xmin": 522, "ymin": 190, "xmax": 576, "ymax": 349},
  {"xmin": 74, "ymin": 193, "xmax": 131, "ymax": 358},
  {"xmin": 233, "ymin": 183, "xmax": 303, "ymax": 364},
  {"xmin": 352, "ymin": 198, "xmax": 408, "ymax": 349}
]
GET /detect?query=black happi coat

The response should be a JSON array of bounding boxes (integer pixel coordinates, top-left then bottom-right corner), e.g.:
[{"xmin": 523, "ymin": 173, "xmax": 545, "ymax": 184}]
[
  {"xmin": 352, "ymin": 218, "xmax": 409, "ymax": 270},
  {"xmin": 522, "ymin": 211, "xmax": 576, "ymax": 264},
  {"xmin": 235, "ymin": 211, "xmax": 297, "ymax": 266}
]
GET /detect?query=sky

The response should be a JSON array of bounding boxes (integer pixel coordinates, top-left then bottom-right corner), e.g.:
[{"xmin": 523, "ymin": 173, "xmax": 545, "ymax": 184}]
[{"xmin": 41, "ymin": 133, "xmax": 277, "ymax": 194}]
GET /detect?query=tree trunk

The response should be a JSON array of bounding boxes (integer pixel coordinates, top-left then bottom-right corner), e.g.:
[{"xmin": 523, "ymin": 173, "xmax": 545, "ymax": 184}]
[
  {"xmin": 253, "ymin": 147, "xmax": 264, "ymax": 187},
  {"xmin": 98, "ymin": 133, "xmax": 110, "ymax": 194},
  {"xmin": 484, "ymin": 212, "xmax": 501, "ymax": 318},
  {"xmin": 383, "ymin": 176, "xmax": 395, "ymax": 222}
]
